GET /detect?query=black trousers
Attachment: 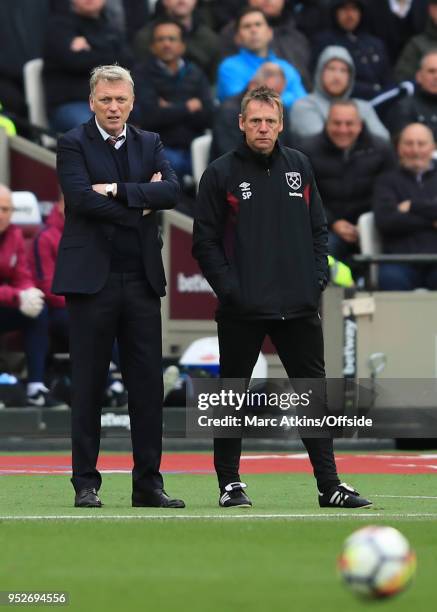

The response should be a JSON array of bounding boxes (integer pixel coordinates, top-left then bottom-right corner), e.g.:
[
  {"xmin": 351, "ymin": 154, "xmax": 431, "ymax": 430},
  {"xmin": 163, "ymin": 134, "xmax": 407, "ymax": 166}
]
[
  {"xmin": 66, "ymin": 272, "xmax": 164, "ymax": 494},
  {"xmin": 215, "ymin": 314, "xmax": 341, "ymax": 493}
]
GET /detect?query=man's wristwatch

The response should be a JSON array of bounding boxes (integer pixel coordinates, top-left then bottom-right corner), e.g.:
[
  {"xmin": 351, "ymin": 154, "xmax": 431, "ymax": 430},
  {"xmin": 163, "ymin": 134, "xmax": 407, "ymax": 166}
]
[{"xmin": 105, "ymin": 183, "xmax": 117, "ymax": 197}]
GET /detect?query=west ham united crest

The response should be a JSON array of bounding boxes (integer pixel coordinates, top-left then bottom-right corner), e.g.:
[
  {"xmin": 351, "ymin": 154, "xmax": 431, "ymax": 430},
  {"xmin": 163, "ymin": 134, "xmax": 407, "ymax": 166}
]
[
  {"xmin": 285, "ymin": 172, "xmax": 303, "ymax": 197},
  {"xmin": 285, "ymin": 172, "xmax": 301, "ymax": 190}
]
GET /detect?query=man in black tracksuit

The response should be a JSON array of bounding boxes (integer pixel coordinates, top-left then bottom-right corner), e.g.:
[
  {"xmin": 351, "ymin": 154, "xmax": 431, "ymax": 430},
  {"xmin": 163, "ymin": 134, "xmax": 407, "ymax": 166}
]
[{"xmin": 192, "ymin": 86, "xmax": 371, "ymax": 509}]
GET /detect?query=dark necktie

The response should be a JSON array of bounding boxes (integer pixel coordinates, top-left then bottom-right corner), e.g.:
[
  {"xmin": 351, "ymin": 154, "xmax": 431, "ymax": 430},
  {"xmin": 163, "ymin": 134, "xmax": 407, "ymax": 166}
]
[{"xmin": 107, "ymin": 135, "xmax": 124, "ymax": 147}]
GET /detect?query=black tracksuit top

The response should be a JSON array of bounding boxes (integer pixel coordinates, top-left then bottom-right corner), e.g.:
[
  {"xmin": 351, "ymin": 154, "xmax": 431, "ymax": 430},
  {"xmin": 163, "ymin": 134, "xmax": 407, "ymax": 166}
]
[{"xmin": 192, "ymin": 141, "xmax": 329, "ymax": 319}]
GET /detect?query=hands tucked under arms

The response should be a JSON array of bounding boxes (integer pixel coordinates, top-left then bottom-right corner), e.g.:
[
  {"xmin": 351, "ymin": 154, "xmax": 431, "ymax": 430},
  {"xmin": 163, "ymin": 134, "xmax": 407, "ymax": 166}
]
[{"xmin": 91, "ymin": 172, "xmax": 163, "ymax": 217}]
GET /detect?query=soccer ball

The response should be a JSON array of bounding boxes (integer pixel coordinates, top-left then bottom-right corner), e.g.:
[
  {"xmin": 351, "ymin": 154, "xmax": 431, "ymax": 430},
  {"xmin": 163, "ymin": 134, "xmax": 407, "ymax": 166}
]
[{"xmin": 338, "ymin": 526, "xmax": 416, "ymax": 599}]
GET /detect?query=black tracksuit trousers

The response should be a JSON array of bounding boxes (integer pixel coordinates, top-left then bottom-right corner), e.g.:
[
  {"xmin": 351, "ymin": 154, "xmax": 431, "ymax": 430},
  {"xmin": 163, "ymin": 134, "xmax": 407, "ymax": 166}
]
[{"xmin": 215, "ymin": 314, "xmax": 341, "ymax": 494}]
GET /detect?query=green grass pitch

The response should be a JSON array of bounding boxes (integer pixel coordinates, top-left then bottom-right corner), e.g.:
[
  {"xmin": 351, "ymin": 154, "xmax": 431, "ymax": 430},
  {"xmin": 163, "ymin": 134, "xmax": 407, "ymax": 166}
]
[{"xmin": 1, "ymin": 472, "xmax": 436, "ymax": 612}]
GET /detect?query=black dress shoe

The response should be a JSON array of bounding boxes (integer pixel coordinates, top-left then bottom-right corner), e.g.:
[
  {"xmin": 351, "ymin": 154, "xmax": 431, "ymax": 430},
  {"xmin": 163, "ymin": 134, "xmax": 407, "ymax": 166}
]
[
  {"xmin": 74, "ymin": 487, "xmax": 102, "ymax": 508},
  {"xmin": 132, "ymin": 489, "xmax": 185, "ymax": 508}
]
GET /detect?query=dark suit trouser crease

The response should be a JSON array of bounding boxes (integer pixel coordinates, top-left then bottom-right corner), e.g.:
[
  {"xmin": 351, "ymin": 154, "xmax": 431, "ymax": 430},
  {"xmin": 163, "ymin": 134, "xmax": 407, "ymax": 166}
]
[
  {"xmin": 67, "ymin": 272, "xmax": 164, "ymax": 494},
  {"xmin": 215, "ymin": 315, "xmax": 341, "ymax": 493}
]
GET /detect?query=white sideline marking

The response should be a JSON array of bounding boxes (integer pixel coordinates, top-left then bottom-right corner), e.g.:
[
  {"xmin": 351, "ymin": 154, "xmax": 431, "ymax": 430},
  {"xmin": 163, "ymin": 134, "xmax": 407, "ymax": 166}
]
[
  {"xmin": 0, "ymin": 470, "xmax": 131, "ymax": 475},
  {"xmin": 371, "ymin": 494, "xmax": 437, "ymax": 500},
  {"xmin": 390, "ymin": 463, "xmax": 437, "ymax": 470},
  {"xmin": 1, "ymin": 512, "xmax": 437, "ymax": 521},
  {"xmin": 241, "ymin": 454, "xmax": 309, "ymax": 460}
]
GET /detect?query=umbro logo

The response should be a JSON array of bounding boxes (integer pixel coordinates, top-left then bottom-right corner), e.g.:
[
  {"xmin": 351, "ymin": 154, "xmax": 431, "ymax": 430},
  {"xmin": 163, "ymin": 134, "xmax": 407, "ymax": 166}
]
[{"xmin": 239, "ymin": 181, "xmax": 252, "ymax": 200}]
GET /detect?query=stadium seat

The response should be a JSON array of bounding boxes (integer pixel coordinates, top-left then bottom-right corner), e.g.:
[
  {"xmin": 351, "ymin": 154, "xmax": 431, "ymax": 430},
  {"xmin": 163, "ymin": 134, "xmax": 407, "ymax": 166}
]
[
  {"xmin": 23, "ymin": 59, "xmax": 48, "ymax": 129},
  {"xmin": 358, "ymin": 212, "xmax": 382, "ymax": 256},
  {"xmin": 357, "ymin": 212, "xmax": 382, "ymax": 288},
  {"xmin": 191, "ymin": 133, "xmax": 212, "ymax": 190},
  {"xmin": 23, "ymin": 59, "xmax": 56, "ymax": 148},
  {"xmin": 11, "ymin": 191, "xmax": 42, "ymax": 227}
]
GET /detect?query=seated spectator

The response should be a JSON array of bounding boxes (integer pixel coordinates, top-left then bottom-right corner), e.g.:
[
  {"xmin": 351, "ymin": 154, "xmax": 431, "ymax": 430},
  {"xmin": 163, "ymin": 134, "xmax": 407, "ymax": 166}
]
[
  {"xmin": 219, "ymin": 0, "xmax": 312, "ymax": 89},
  {"xmin": 212, "ymin": 0, "xmax": 330, "ymax": 40},
  {"xmin": 134, "ymin": 0, "xmax": 220, "ymax": 81},
  {"xmin": 133, "ymin": 19, "xmax": 213, "ymax": 183},
  {"xmin": 210, "ymin": 62, "xmax": 293, "ymax": 160},
  {"xmin": 313, "ymin": 0, "xmax": 393, "ymax": 100},
  {"xmin": 366, "ymin": 0, "xmax": 428, "ymax": 65},
  {"xmin": 298, "ymin": 100, "xmax": 394, "ymax": 262},
  {"xmin": 30, "ymin": 197, "xmax": 127, "ymax": 406},
  {"xmin": 43, "ymin": 0, "xmax": 133, "ymax": 133},
  {"xmin": 0, "ymin": 184, "xmax": 63, "ymax": 408},
  {"xmin": 374, "ymin": 123, "xmax": 437, "ymax": 290},
  {"xmin": 389, "ymin": 51, "xmax": 437, "ymax": 141},
  {"xmin": 51, "ymin": 0, "xmax": 149, "ymax": 39},
  {"xmin": 0, "ymin": 0, "xmax": 49, "ymax": 121},
  {"xmin": 216, "ymin": 7, "xmax": 306, "ymax": 108},
  {"xmin": 289, "ymin": 45, "xmax": 389, "ymax": 139},
  {"xmin": 396, "ymin": 0, "xmax": 437, "ymax": 82}
]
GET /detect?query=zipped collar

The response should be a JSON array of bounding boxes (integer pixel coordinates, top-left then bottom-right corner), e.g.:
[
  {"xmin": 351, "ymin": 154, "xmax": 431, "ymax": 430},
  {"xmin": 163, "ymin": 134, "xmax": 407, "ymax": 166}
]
[{"xmin": 235, "ymin": 139, "xmax": 281, "ymax": 168}]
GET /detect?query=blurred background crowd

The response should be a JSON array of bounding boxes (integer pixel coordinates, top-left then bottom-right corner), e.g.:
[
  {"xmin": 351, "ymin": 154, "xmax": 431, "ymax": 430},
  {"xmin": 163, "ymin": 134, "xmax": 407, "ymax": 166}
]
[{"xmin": 2, "ymin": 0, "xmax": 437, "ymax": 406}]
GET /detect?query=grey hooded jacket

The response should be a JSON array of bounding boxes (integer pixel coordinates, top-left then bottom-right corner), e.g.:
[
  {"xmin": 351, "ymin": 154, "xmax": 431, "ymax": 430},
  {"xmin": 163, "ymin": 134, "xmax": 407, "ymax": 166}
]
[{"xmin": 289, "ymin": 46, "xmax": 389, "ymax": 140}]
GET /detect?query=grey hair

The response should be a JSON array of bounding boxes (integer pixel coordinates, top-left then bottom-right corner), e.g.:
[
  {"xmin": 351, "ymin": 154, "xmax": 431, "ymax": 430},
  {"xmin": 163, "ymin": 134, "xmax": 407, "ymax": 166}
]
[
  {"xmin": 241, "ymin": 86, "xmax": 283, "ymax": 120},
  {"xmin": 89, "ymin": 65, "xmax": 134, "ymax": 96}
]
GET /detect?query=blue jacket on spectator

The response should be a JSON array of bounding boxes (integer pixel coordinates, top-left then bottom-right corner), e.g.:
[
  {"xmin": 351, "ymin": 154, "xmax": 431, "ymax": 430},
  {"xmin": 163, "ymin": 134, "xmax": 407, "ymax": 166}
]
[{"xmin": 216, "ymin": 48, "xmax": 306, "ymax": 109}]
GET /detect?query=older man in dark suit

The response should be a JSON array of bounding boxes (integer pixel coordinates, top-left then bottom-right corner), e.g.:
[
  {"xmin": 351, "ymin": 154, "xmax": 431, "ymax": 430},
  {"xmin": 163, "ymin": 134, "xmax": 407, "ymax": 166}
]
[{"xmin": 53, "ymin": 64, "xmax": 184, "ymax": 509}]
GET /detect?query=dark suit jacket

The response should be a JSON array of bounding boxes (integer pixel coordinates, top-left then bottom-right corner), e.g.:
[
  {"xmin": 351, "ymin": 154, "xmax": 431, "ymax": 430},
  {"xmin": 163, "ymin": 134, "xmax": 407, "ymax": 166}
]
[{"xmin": 53, "ymin": 117, "xmax": 180, "ymax": 297}]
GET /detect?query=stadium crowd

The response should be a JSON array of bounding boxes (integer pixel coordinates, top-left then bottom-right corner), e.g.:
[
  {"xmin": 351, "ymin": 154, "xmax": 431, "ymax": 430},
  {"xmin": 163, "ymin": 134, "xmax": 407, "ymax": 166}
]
[{"xmin": 2, "ymin": 0, "xmax": 437, "ymax": 404}]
